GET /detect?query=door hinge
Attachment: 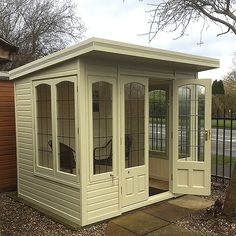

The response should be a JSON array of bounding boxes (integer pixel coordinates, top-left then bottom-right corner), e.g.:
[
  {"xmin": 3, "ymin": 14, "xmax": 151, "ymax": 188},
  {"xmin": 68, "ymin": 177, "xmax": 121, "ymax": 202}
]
[
  {"xmin": 171, "ymin": 131, "xmax": 173, "ymax": 139},
  {"xmin": 77, "ymin": 128, "xmax": 79, "ymax": 134},
  {"xmin": 171, "ymin": 173, "xmax": 173, "ymax": 181}
]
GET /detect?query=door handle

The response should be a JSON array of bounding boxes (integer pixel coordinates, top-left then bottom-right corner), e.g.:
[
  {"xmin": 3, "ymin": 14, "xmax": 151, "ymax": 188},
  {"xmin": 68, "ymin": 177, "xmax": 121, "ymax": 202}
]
[
  {"xmin": 204, "ymin": 129, "xmax": 210, "ymax": 141},
  {"xmin": 110, "ymin": 173, "xmax": 115, "ymax": 184}
]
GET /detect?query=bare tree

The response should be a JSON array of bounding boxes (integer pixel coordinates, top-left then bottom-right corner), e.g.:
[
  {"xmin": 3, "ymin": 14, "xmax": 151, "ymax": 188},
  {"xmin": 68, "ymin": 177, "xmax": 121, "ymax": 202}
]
[
  {"xmin": 0, "ymin": 0, "xmax": 86, "ymax": 68},
  {"xmin": 147, "ymin": 0, "xmax": 236, "ymax": 42}
]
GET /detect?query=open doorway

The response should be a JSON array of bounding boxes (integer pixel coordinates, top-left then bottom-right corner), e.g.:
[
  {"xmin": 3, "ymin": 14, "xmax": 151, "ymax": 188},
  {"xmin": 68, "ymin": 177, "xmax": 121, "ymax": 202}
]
[{"xmin": 148, "ymin": 81, "xmax": 170, "ymax": 197}]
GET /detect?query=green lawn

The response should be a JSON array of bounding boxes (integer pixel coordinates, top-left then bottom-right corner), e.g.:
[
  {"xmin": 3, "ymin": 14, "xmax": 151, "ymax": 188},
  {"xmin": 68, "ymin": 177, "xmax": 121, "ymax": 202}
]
[
  {"xmin": 211, "ymin": 154, "xmax": 236, "ymax": 165},
  {"xmin": 212, "ymin": 119, "xmax": 236, "ymax": 129}
]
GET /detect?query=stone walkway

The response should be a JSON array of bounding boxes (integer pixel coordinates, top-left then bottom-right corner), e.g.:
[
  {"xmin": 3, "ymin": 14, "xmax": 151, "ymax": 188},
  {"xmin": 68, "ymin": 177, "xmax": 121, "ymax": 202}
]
[{"xmin": 106, "ymin": 195, "xmax": 214, "ymax": 236}]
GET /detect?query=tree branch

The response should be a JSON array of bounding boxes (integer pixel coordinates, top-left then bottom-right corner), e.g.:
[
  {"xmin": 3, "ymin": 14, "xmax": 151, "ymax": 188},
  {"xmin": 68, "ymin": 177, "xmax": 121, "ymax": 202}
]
[{"xmin": 147, "ymin": 0, "xmax": 236, "ymax": 41}]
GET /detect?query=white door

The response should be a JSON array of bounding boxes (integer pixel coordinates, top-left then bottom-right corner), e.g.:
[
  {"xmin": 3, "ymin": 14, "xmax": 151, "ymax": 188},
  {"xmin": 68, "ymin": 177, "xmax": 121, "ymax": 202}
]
[
  {"xmin": 172, "ymin": 79, "xmax": 211, "ymax": 195},
  {"xmin": 121, "ymin": 77, "xmax": 149, "ymax": 207}
]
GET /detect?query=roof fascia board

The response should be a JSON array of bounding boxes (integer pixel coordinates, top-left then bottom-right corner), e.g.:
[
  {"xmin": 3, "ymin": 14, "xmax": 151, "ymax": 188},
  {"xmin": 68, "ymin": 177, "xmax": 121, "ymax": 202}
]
[
  {"xmin": 9, "ymin": 39, "xmax": 95, "ymax": 80},
  {"xmin": 92, "ymin": 39, "xmax": 219, "ymax": 69}
]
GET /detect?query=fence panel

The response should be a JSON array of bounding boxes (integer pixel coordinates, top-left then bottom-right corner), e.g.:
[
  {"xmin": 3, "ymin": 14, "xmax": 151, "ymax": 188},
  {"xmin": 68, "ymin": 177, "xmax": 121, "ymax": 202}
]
[{"xmin": 211, "ymin": 109, "xmax": 236, "ymax": 182}]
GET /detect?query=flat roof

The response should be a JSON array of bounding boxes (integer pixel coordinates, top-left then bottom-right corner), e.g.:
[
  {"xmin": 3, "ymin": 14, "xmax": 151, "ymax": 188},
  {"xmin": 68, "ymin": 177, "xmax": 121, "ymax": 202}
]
[{"xmin": 10, "ymin": 37, "xmax": 219, "ymax": 80}]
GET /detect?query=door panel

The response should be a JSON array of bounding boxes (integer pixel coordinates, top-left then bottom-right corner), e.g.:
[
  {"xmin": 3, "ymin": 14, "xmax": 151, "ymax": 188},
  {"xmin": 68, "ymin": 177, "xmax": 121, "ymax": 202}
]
[
  {"xmin": 121, "ymin": 78, "xmax": 148, "ymax": 207},
  {"xmin": 172, "ymin": 79, "xmax": 211, "ymax": 195}
]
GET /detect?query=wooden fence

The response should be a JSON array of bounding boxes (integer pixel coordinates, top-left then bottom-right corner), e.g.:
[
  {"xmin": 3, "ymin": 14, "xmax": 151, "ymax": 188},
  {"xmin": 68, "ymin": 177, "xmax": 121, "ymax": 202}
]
[{"xmin": 0, "ymin": 80, "xmax": 16, "ymax": 191}]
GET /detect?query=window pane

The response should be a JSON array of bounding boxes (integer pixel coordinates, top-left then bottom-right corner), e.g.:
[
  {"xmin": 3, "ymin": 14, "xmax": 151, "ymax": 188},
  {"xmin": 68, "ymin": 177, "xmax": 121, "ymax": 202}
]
[
  {"xmin": 178, "ymin": 85, "xmax": 205, "ymax": 162},
  {"xmin": 36, "ymin": 84, "xmax": 53, "ymax": 169},
  {"xmin": 93, "ymin": 82, "xmax": 113, "ymax": 175},
  {"xmin": 57, "ymin": 81, "xmax": 76, "ymax": 174},
  {"xmin": 149, "ymin": 90, "xmax": 167, "ymax": 155},
  {"xmin": 125, "ymin": 83, "xmax": 145, "ymax": 168}
]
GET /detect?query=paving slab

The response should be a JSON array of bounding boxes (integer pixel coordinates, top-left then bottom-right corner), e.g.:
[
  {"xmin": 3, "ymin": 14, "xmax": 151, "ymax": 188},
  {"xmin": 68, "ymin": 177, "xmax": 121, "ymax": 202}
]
[
  {"xmin": 143, "ymin": 202, "xmax": 193, "ymax": 222},
  {"xmin": 111, "ymin": 211, "xmax": 169, "ymax": 235},
  {"xmin": 106, "ymin": 222, "xmax": 137, "ymax": 236},
  {"xmin": 168, "ymin": 195, "xmax": 214, "ymax": 211},
  {"xmin": 146, "ymin": 224, "xmax": 201, "ymax": 236}
]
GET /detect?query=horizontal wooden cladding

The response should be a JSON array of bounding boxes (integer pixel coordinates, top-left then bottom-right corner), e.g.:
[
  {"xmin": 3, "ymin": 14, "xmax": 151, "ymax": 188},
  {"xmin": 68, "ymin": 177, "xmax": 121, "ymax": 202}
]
[
  {"xmin": 0, "ymin": 81, "xmax": 14, "ymax": 89},
  {"xmin": 87, "ymin": 180, "xmax": 119, "ymax": 221},
  {"xmin": 0, "ymin": 116, "xmax": 15, "ymax": 123},
  {"xmin": 18, "ymin": 168, "xmax": 81, "ymax": 221},
  {"xmin": 0, "ymin": 80, "xmax": 16, "ymax": 190},
  {"xmin": 0, "ymin": 86, "xmax": 14, "ymax": 93},
  {"xmin": 0, "ymin": 81, "xmax": 14, "ymax": 98},
  {"xmin": 0, "ymin": 149, "xmax": 16, "ymax": 156},
  {"xmin": 0, "ymin": 154, "xmax": 17, "ymax": 190},
  {"xmin": 0, "ymin": 139, "xmax": 16, "ymax": 147},
  {"xmin": 0, "ymin": 135, "xmax": 16, "ymax": 141},
  {"xmin": 0, "ymin": 177, "xmax": 17, "ymax": 190},
  {"xmin": 0, "ymin": 125, "xmax": 16, "ymax": 132},
  {"xmin": 0, "ymin": 91, "xmax": 14, "ymax": 98},
  {"xmin": 0, "ymin": 106, "xmax": 15, "ymax": 112},
  {"xmin": 0, "ymin": 101, "xmax": 14, "ymax": 107}
]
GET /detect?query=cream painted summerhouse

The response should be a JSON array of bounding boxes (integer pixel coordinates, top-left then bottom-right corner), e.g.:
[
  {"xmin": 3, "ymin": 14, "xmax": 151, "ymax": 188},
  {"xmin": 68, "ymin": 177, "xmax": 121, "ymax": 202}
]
[{"xmin": 10, "ymin": 38, "xmax": 219, "ymax": 226}]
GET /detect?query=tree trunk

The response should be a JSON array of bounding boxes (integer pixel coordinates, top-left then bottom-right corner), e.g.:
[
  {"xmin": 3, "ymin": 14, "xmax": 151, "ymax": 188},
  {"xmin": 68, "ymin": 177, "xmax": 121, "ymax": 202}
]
[{"xmin": 223, "ymin": 163, "xmax": 236, "ymax": 215}]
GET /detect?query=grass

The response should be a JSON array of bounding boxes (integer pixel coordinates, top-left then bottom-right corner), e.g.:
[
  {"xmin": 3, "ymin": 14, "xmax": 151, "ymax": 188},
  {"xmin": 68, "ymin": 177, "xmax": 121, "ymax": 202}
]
[
  {"xmin": 212, "ymin": 119, "xmax": 236, "ymax": 129},
  {"xmin": 211, "ymin": 154, "xmax": 236, "ymax": 165}
]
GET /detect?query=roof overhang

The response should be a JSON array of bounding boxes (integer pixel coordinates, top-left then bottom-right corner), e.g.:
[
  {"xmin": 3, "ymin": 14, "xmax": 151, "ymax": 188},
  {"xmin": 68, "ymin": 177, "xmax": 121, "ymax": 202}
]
[
  {"xmin": 0, "ymin": 37, "xmax": 18, "ymax": 64},
  {"xmin": 0, "ymin": 71, "xmax": 9, "ymax": 80},
  {"xmin": 9, "ymin": 37, "xmax": 219, "ymax": 80}
]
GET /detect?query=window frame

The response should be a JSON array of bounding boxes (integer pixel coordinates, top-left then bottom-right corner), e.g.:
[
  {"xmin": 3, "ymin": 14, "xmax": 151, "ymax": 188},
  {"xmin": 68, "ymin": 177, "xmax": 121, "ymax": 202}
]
[
  {"xmin": 88, "ymin": 76, "xmax": 117, "ymax": 182},
  {"xmin": 33, "ymin": 76, "xmax": 79, "ymax": 184},
  {"xmin": 33, "ymin": 81, "xmax": 54, "ymax": 176}
]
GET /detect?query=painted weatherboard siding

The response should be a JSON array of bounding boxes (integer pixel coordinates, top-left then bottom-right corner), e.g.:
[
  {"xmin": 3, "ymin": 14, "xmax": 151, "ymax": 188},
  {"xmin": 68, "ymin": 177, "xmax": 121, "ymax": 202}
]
[
  {"xmin": 0, "ymin": 80, "xmax": 17, "ymax": 190},
  {"xmin": 86, "ymin": 179, "xmax": 119, "ymax": 224},
  {"xmin": 15, "ymin": 75, "xmax": 81, "ymax": 225}
]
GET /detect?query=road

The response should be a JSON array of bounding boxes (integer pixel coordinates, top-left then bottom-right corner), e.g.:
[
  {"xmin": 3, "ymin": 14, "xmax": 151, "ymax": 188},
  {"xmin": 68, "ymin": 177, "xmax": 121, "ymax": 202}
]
[{"xmin": 211, "ymin": 128, "xmax": 236, "ymax": 157}]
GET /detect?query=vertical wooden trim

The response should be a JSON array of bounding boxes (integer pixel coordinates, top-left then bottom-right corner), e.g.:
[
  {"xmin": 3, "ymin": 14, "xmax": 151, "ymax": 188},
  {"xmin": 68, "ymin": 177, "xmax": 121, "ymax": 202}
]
[
  {"xmin": 51, "ymin": 81, "xmax": 57, "ymax": 174},
  {"xmin": 168, "ymin": 82, "xmax": 173, "ymax": 193},
  {"xmin": 78, "ymin": 59, "xmax": 88, "ymax": 226},
  {"xmin": 117, "ymin": 64, "xmax": 122, "ymax": 211},
  {"xmin": 32, "ymin": 81, "xmax": 37, "ymax": 178},
  {"xmin": 144, "ymin": 77, "xmax": 149, "ymax": 199},
  {"xmin": 14, "ymin": 81, "xmax": 20, "ymax": 194}
]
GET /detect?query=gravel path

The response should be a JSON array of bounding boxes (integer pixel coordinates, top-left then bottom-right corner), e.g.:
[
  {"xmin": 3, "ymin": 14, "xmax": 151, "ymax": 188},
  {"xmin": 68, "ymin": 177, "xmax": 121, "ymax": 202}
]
[
  {"xmin": 176, "ymin": 179, "xmax": 236, "ymax": 236},
  {"xmin": 0, "ymin": 192, "xmax": 107, "ymax": 236},
  {"xmin": 0, "ymin": 180, "xmax": 235, "ymax": 236}
]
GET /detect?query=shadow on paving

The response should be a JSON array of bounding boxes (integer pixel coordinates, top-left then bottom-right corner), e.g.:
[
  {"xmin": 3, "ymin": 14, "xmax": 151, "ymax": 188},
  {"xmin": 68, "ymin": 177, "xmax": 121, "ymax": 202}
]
[{"xmin": 106, "ymin": 195, "xmax": 213, "ymax": 236}]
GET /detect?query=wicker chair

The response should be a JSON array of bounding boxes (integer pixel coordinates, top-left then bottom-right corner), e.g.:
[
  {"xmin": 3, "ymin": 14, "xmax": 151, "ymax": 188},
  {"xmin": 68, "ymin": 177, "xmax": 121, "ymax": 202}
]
[
  {"xmin": 93, "ymin": 135, "xmax": 132, "ymax": 173},
  {"xmin": 48, "ymin": 140, "xmax": 76, "ymax": 174}
]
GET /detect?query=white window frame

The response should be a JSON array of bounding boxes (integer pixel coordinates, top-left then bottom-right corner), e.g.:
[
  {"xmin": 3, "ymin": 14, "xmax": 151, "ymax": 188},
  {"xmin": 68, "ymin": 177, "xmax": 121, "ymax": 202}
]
[
  {"xmin": 88, "ymin": 76, "xmax": 117, "ymax": 182},
  {"xmin": 33, "ymin": 76, "xmax": 79, "ymax": 185}
]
